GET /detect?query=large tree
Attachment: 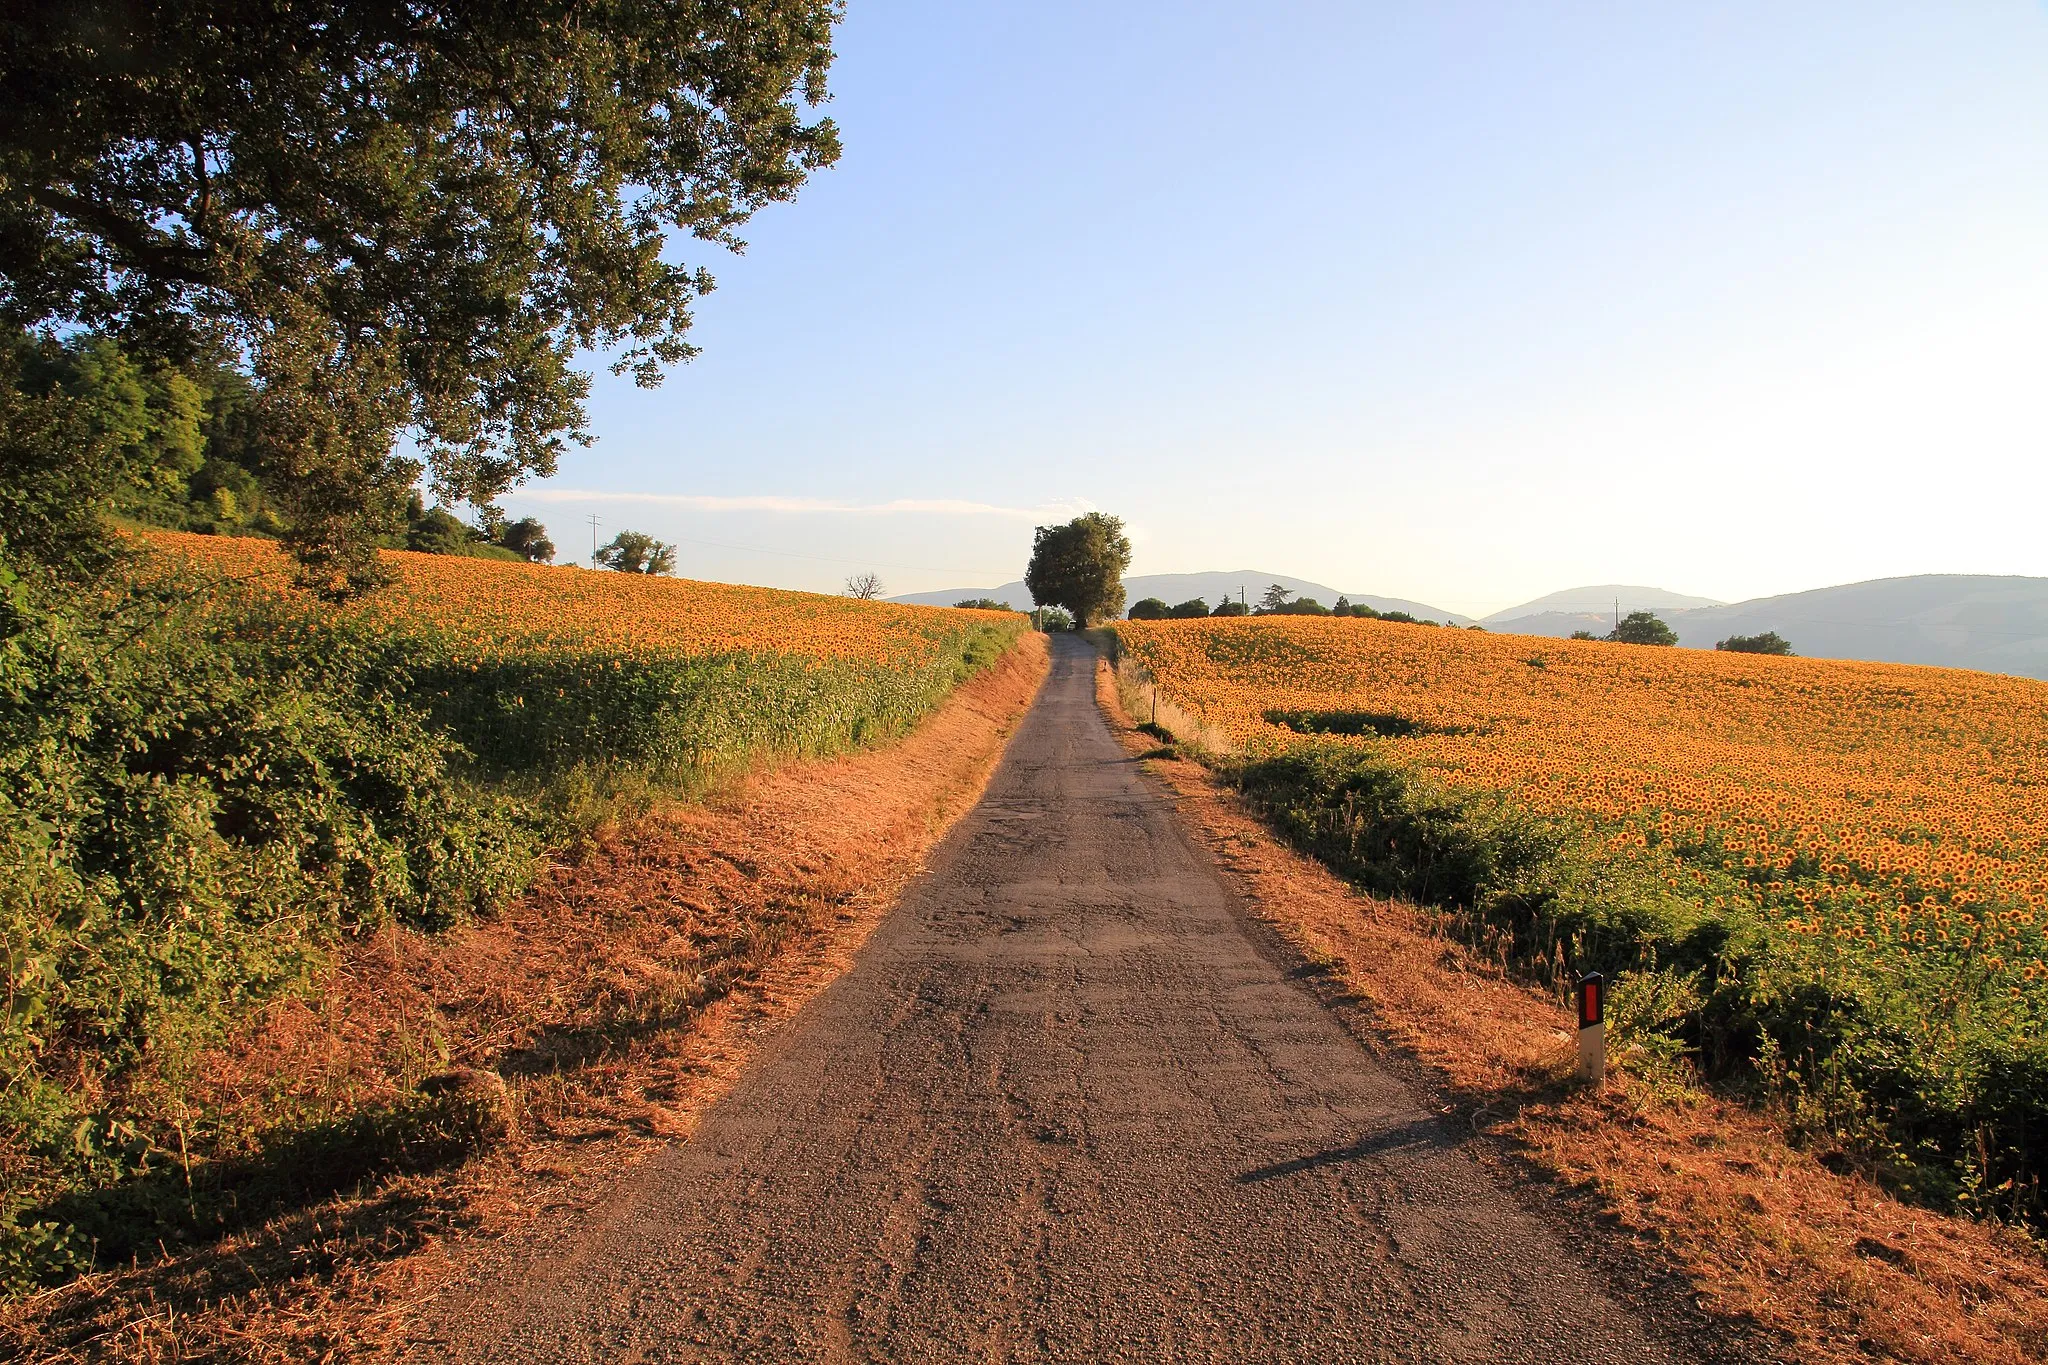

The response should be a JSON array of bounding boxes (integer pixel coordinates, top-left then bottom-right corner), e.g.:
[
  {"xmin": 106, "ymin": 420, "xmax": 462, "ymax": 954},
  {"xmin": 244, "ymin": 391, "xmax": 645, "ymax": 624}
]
[
  {"xmin": 0, "ymin": 2, "xmax": 840, "ymax": 589},
  {"xmin": 1024, "ymin": 512, "xmax": 1130, "ymax": 627}
]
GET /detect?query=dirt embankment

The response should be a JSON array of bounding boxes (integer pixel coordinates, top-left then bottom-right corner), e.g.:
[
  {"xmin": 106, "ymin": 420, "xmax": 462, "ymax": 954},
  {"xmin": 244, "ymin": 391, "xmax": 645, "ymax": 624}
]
[
  {"xmin": 4, "ymin": 634, "xmax": 1048, "ymax": 1365},
  {"xmin": 1093, "ymin": 656, "xmax": 2048, "ymax": 1365}
]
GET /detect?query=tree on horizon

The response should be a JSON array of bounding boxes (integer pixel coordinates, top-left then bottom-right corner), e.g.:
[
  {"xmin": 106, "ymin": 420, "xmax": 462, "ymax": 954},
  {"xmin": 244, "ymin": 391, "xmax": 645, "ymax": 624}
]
[
  {"xmin": 597, "ymin": 531, "xmax": 676, "ymax": 575},
  {"xmin": 1024, "ymin": 513, "xmax": 1131, "ymax": 627}
]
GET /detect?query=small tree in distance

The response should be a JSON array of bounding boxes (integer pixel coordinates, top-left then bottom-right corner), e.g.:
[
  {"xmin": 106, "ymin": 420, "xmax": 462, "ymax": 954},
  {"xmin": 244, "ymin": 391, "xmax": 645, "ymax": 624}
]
[
  {"xmin": 596, "ymin": 531, "xmax": 676, "ymax": 575},
  {"xmin": 1569, "ymin": 629, "xmax": 1600, "ymax": 640},
  {"xmin": 1257, "ymin": 583, "xmax": 1293, "ymax": 613},
  {"xmin": 1609, "ymin": 610, "xmax": 1678, "ymax": 646},
  {"xmin": 1212, "ymin": 600, "xmax": 1250, "ymax": 617},
  {"xmin": 844, "ymin": 572, "xmax": 887, "ymax": 600},
  {"xmin": 1127, "ymin": 597, "xmax": 1169, "ymax": 620},
  {"xmin": 1024, "ymin": 513, "xmax": 1132, "ymax": 626},
  {"xmin": 499, "ymin": 517, "xmax": 556, "ymax": 564},
  {"xmin": 954, "ymin": 597, "xmax": 1012, "ymax": 611},
  {"xmin": 1168, "ymin": 598, "xmax": 1210, "ymax": 619},
  {"xmin": 1717, "ymin": 631, "xmax": 1794, "ymax": 655}
]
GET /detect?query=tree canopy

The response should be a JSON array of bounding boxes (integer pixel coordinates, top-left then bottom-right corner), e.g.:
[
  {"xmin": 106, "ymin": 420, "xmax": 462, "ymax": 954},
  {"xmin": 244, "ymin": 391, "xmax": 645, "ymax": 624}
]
[
  {"xmin": 1717, "ymin": 631, "xmax": 1793, "ymax": 656},
  {"xmin": 0, "ymin": 2, "xmax": 841, "ymax": 588},
  {"xmin": 596, "ymin": 530, "xmax": 674, "ymax": 575},
  {"xmin": 1609, "ymin": 610, "xmax": 1678, "ymax": 646},
  {"xmin": 1126, "ymin": 597, "xmax": 1169, "ymax": 620},
  {"xmin": 1024, "ymin": 513, "xmax": 1130, "ymax": 627}
]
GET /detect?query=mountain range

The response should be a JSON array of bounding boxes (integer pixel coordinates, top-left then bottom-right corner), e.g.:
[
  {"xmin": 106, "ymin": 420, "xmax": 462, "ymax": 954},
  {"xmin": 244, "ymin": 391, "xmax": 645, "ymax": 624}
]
[
  {"xmin": 1472, "ymin": 575, "xmax": 2048, "ymax": 677},
  {"xmin": 898, "ymin": 573, "xmax": 2048, "ymax": 680}
]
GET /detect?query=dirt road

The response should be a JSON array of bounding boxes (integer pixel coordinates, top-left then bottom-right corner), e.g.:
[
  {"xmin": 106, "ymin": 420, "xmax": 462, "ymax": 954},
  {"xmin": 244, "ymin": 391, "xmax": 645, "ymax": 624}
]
[{"xmin": 434, "ymin": 636, "xmax": 1698, "ymax": 1363}]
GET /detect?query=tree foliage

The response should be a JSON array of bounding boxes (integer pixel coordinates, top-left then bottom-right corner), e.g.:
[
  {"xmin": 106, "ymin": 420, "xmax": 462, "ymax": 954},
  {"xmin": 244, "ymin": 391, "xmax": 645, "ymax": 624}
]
[
  {"xmin": 596, "ymin": 530, "xmax": 674, "ymax": 575},
  {"xmin": 496, "ymin": 517, "xmax": 554, "ymax": 564},
  {"xmin": 1126, "ymin": 597, "xmax": 1169, "ymax": 620},
  {"xmin": 1167, "ymin": 598, "xmax": 1209, "ymax": 619},
  {"xmin": 953, "ymin": 597, "xmax": 1012, "ymax": 611},
  {"xmin": 1717, "ymin": 631, "xmax": 1793, "ymax": 656},
  {"xmin": 1609, "ymin": 610, "xmax": 1678, "ymax": 646},
  {"xmin": 1258, "ymin": 583, "xmax": 1293, "ymax": 612},
  {"xmin": 1023, "ymin": 513, "xmax": 1130, "ymax": 627},
  {"xmin": 0, "ymin": 2, "xmax": 841, "ymax": 588}
]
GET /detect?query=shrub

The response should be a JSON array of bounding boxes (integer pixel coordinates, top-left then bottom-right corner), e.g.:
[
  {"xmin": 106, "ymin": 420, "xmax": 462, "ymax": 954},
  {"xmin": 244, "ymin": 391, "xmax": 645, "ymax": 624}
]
[
  {"xmin": 1127, "ymin": 597, "xmax": 1170, "ymax": 620},
  {"xmin": 1211, "ymin": 600, "xmax": 1249, "ymax": 617},
  {"xmin": 1718, "ymin": 631, "xmax": 1793, "ymax": 655},
  {"xmin": 0, "ymin": 559, "xmax": 537, "ymax": 1288}
]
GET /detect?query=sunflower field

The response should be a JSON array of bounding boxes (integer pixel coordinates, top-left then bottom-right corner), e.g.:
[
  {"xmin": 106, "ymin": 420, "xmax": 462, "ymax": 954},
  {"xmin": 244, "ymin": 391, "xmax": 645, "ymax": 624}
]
[
  {"xmin": 1114, "ymin": 615, "xmax": 2048, "ymax": 1222},
  {"xmin": 156, "ymin": 532, "xmax": 1023, "ymax": 787}
]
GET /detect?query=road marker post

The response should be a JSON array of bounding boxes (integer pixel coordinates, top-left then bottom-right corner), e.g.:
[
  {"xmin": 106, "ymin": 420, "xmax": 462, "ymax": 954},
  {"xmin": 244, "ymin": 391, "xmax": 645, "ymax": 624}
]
[{"xmin": 1576, "ymin": 973, "xmax": 1606, "ymax": 1084}]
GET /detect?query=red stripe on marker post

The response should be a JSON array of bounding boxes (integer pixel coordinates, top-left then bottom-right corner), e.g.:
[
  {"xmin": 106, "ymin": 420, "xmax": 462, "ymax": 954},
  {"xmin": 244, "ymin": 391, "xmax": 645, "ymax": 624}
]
[{"xmin": 1576, "ymin": 973, "xmax": 1606, "ymax": 1083}]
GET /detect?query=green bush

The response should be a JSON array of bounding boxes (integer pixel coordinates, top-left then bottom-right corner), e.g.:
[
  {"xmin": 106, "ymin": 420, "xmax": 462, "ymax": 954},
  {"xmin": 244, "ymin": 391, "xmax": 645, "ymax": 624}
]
[
  {"xmin": 0, "ymin": 557, "xmax": 538, "ymax": 1289},
  {"xmin": 1718, "ymin": 631, "xmax": 1794, "ymax": 655}
]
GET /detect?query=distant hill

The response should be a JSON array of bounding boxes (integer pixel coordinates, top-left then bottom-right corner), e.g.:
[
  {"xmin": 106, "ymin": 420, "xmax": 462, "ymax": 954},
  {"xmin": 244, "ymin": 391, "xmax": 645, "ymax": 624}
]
[
  {"xmin": 1662, "ymin": 576, "xmax": 2048, "ymax": 678},
  {"xmin": 1480, "ymin": 575, "xmax": 2048, "ymax": 679},
  {"xmin": 1481, "ymin": 585, "xmax": 1724, "ymax": 634},
  {"xmin": 894, "ymin": 571, "xmax": 1471, "ymax": 625}
]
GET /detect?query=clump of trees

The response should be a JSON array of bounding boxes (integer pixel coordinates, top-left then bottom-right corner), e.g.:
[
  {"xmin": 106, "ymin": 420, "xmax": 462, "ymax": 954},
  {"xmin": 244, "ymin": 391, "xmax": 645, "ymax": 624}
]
[
  {"xmin": 1168, "ymin": 598, "xmax": 1210, "ymax": 619},
  {"xmin": 597, "ymin": 531, "xmax": 676, "ymax": 575},
  {"xmin": 1025, "ymin": 513, "xmax": 1131, "ymax": 627},
  {"xmin": 954, "ymin": 597, "xmax": 1013, "ymax": 611},
  {"xmin": 1717, "ymin": 631, "xmax": 1793, "ymax": 656},
  {"xmin": 403, "ymin": 498, "xmax": 555, "ymax": 563},
  {"xmin": 1127, "ymin": 597, "xmax": 1170, "ymax": 620}
]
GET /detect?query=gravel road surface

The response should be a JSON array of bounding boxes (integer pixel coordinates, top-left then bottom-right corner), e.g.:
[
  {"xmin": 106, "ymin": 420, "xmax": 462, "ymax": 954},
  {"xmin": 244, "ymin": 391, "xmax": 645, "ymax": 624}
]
[{"xmin": 438, "ymin": 636, "xmax": 1697, "ymax": 1363}]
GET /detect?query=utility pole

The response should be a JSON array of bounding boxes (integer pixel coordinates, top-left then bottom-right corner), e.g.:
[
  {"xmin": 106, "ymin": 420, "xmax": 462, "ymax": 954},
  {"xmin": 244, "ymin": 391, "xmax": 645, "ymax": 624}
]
[
  {"xmin": 588, "ymin": 513, "xmax": 602, "ymax": 568},
  {"xmin": 1613, "ymin": 596, "xmax": 1619, "ymax": 635}
]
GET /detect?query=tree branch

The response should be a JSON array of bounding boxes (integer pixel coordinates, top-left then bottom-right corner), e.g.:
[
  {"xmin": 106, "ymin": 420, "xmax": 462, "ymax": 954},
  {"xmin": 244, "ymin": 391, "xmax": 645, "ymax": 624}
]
[{"xmin": 23, "ymin": 183, "xmax": 217, "ymax": 288}]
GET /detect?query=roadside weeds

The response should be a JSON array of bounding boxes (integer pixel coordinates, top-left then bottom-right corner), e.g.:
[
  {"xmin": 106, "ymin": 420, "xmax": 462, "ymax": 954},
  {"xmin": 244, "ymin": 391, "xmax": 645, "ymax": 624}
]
[
  {"xmin": 0, "ymin": 635, "xmax": 1049, "ymax": 1365},
  {"xmin": 1092, "ymin": 653, "xmax": 2048, "ymax": 1365}
]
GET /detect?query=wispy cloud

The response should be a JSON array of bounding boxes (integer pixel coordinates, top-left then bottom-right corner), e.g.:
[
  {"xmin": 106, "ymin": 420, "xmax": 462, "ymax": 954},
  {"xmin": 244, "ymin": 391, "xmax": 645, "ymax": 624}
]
[{"xmin": 514, "ymin": 489, "xmax": 1095, "ymax": 521}]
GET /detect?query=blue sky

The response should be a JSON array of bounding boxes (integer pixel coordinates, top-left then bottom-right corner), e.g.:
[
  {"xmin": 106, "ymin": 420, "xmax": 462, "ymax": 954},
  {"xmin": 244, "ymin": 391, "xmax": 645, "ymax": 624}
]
[{"xmin": 500, "ymin": 1, "xmax": 2048, "ymax": 617}]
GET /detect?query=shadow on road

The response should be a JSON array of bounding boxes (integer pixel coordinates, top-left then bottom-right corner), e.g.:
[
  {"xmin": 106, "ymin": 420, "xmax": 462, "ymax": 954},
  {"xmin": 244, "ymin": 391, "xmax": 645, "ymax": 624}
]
[{"xmin": 1234, "ymin": 1115, "xmax": 1463, "ymax": 1183}]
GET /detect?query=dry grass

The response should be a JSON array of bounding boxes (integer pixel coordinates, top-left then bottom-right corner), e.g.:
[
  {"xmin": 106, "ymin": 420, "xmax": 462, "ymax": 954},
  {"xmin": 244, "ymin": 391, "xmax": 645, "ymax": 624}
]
[
  {"xmin": 0, "ymin": 636, "xmax": 1048, "ymax": 1364},
  {"xmin": 1093, "ymin": 653, "xmax": 2048, "ymax": 1365}
]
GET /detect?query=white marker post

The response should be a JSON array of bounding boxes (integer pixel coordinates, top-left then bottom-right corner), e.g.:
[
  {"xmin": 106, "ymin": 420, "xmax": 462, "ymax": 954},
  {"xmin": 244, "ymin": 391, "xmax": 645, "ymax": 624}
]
[{"xmin": 1576, "ymin": 972, "xmax": 1606, "ymax": 1084}]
